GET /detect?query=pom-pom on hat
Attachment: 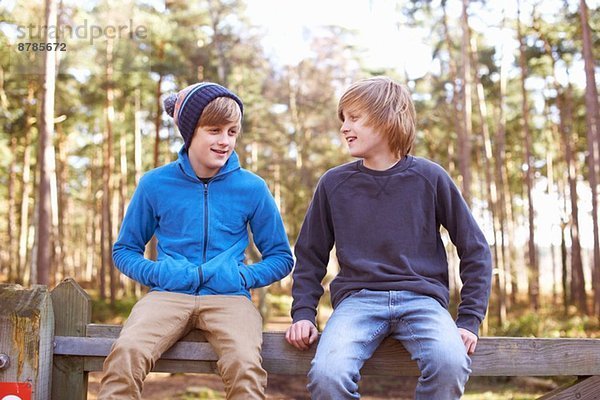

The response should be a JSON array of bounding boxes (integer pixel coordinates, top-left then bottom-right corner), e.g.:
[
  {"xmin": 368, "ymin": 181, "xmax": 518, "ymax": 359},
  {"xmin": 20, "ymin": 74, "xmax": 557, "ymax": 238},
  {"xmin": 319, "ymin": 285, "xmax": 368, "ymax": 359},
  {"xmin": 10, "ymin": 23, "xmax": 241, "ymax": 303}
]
[{"xmin": 163, "ymin": 82, "xmax": 244, "ymax": 149}]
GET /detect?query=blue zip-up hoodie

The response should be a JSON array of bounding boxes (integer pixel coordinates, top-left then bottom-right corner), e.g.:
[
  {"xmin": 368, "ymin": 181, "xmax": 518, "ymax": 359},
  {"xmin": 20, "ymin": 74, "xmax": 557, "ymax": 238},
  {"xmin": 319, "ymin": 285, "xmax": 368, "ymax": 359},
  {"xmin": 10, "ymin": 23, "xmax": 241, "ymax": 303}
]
[{"xmin": 113, "ymin": 147, "xmax": 293, "ymax": 297}]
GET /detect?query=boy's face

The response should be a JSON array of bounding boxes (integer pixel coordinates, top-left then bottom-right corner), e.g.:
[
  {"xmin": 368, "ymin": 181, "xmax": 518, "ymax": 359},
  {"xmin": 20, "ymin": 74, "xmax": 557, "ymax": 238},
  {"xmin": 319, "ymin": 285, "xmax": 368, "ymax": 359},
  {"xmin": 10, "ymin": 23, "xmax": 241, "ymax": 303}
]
[
  {"xmin": 187, "ymin": 119, "xmax": 240, "ymax": 178},
  {"xmin": 340, "ymin": 110, "xmax": 392, "ymax": 161}
]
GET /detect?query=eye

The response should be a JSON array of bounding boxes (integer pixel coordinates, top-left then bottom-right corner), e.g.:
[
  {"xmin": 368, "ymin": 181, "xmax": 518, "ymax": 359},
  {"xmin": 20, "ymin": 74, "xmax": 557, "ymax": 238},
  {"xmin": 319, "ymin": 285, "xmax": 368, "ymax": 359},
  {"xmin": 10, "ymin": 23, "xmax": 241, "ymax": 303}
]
[
  {"xmin": 350, "ymin": 115, "xmax": 359, "ymax": 122},
  {"xmin": 228, "ymin": 130, "xmax": 238, "ymax": 136}
]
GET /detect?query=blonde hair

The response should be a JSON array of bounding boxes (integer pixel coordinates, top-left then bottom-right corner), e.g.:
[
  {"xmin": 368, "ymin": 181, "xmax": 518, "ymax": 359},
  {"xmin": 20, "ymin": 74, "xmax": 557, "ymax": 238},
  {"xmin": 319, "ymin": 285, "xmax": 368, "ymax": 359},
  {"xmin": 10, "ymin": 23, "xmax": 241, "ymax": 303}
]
[
  {"xmin": 337, "ymin": 76, "xmax": 416, "ymax": 157},
  {"xmin": 198, "ymin": 97, "xmax": 242, "ymax": 128}
]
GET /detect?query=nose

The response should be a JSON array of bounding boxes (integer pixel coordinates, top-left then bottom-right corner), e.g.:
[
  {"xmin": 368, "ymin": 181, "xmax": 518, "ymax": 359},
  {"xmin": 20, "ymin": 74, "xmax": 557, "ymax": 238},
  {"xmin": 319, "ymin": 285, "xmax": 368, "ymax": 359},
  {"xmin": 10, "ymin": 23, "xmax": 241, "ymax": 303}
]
[
  {"xmin": 216, "ymin": 131, "xmax": 228, "ymax": 145},
  {"xmin": 340, "ymin": 120, "xmax": 350, "ymax": 134}
]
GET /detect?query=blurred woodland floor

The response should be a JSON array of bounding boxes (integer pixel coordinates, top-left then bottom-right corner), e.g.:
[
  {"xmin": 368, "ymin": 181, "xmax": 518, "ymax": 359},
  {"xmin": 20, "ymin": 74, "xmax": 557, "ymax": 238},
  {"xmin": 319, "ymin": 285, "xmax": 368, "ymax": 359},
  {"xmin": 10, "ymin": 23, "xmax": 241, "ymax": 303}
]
[{"xmin": 86, "ymin": 372, "xmax": 558, "ymax": 399}]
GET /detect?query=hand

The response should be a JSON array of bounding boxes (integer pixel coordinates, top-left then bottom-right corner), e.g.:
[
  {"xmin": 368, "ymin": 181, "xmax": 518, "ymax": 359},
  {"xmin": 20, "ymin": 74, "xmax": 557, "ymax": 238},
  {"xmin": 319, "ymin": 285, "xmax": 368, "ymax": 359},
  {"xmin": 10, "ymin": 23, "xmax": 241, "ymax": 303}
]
[
  {"xmin": 458, "ymin": 327, "xmax": 478, "ymax": 355},
  {"xmin": 285, "ymin": 320, "xmax": 319, "ymax": 351}
]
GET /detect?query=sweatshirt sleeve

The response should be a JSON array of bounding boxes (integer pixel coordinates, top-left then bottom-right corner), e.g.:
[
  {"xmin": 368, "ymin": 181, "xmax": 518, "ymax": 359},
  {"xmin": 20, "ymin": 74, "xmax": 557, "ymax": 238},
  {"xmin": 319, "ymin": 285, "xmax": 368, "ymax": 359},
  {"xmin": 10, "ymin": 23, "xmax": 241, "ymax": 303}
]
[
  {"xmin": 436, "ymin": 170, "xmax": 492, "ymax": 335},
  {"xmin": 290, "ymin": 178, "xmax": 335, "ymax": 325},
  {"xmin": 238, "ymin": 179, "xmax": 293, "ymax": 289},
  {"xmin": 112, "ymin": 178, "xmax": 201, "ymax": 292}
]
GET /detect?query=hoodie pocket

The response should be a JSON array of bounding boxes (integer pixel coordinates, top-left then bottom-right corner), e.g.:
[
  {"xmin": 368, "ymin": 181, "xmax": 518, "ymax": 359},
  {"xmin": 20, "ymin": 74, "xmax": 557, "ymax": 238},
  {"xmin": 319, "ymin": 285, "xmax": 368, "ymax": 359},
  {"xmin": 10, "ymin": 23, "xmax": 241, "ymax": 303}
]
[
  {"xmin": 201, "ymin": 257, "xmax": 244, "ymax": 294},
  {"xmin": 152, "ymin": 256, "xmax": 201, "ymax": 293}
]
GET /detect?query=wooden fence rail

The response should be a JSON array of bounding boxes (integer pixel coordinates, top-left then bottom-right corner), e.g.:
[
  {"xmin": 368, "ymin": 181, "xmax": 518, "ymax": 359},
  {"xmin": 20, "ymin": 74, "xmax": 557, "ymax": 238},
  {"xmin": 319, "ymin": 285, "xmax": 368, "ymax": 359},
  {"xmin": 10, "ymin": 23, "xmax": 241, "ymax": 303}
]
[{"xmin": 2, "ymin": 278, "xmax": 600, "ymax": 399}]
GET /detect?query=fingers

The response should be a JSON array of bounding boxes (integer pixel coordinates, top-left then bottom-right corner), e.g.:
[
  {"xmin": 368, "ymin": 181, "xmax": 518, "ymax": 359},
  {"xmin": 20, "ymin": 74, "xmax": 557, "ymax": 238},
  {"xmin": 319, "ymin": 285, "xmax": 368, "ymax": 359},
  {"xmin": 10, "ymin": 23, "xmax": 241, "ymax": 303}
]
[
  {"xmin": 285, "ymin": 323, "xmax": 303, "ymax": 350},
  {"xmin": 463, "ymin": 337, "xmax": 476, "ymax": 355},
  {"xmin": 308, "ymin": 325, "xmax": 319, "ymax": 344},
  {"xmin": 285, "ymin": 321, "xmax": 318, "ymax": 351},
  {"xmin": 291, "ymin": 325, "xmax": 310, "ymax": 350},
  {"xmin": 284, "ymin": 326, "xmax": 293, "ymax": 344},
  {"xmin": 457, "ymin": 328, "xmax": 478, "ymax": 355}
]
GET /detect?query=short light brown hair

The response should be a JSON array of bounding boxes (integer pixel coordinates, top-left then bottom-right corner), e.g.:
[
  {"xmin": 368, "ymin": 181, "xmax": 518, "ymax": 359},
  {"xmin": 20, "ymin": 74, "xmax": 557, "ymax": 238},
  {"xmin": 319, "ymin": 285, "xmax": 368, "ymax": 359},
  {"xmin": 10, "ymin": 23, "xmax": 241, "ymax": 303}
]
[
  {"xmin": 338, "ymin": 76, "xmax": 416, "ymax": 157},
  {"xmin": 198, "ymin": 96, "xmax": 242, "ymax": 128}
]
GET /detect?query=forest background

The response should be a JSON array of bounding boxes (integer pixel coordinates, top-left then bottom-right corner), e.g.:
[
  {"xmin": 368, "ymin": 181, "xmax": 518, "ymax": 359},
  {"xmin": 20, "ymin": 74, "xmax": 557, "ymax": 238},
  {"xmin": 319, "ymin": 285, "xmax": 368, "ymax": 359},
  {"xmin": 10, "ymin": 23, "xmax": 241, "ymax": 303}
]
[{"xmin": 1, "ymin": 0, "xmax": 600, "ymax": 398}]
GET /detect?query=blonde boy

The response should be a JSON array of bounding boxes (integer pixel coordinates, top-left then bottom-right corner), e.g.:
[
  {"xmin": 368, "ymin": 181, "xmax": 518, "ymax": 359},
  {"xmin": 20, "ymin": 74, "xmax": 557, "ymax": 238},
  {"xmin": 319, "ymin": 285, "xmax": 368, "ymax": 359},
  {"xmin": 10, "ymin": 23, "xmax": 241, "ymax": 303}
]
[{"xmin": 285, "ymin": 76, "xmax": 491, "ymax": 399}]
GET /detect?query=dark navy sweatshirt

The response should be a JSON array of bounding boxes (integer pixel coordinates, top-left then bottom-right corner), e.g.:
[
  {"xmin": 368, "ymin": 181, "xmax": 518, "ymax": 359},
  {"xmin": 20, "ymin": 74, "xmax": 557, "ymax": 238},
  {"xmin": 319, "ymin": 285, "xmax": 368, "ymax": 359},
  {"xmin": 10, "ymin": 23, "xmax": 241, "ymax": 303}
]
[{"xmin": 291, "ymin": 155, "xmax": 492, "ymax": 335}]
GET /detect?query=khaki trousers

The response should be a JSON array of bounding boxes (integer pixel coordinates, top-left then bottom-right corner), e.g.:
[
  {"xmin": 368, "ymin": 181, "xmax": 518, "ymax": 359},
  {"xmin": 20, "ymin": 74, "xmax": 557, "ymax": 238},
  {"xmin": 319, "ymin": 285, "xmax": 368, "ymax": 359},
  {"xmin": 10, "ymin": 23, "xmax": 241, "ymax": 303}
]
[{"xmin": 98, "ymin": 291, "xmax": 266, "ymax": 400}]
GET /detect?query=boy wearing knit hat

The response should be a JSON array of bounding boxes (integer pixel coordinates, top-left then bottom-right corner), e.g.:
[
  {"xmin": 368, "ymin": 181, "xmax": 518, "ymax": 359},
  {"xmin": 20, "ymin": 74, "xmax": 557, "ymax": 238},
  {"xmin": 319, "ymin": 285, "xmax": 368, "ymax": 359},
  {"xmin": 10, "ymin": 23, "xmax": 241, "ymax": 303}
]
[{"xmin": 99, "ymin": 82, "xmax": 293, "ymax": 400}]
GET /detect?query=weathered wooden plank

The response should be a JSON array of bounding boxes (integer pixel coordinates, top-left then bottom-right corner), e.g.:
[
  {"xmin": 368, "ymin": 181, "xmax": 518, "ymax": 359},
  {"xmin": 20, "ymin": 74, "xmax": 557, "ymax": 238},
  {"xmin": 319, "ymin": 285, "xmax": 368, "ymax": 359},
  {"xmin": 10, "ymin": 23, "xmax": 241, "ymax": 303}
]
[
  {"xmin": 0, "ymin": 283, "xmax": 54, "ymax": 400},
  {"xmin": 50, "ymin": 278, "xmax": 91, "ymax": 400},
  {"xmin": 86, "ymin": 323, "xmax": 207, "ymax": 341},
  {"xmin": 54, "ymin": 328, "xmax": 600, "ymax": 377},
  {"xmin": 537, "ymin": 375, "xmax": 600, "ymax": 399},
  {"xmin": 54, "ymin": 337, "xmax": 219, "ymax": 360},
  {"xmin": 472, "ymin": 337, "xmax": 600, "ymax": 376},
  {"xmin": 83, "ymin": 357, "xmax": 219, "ymax": 374}
]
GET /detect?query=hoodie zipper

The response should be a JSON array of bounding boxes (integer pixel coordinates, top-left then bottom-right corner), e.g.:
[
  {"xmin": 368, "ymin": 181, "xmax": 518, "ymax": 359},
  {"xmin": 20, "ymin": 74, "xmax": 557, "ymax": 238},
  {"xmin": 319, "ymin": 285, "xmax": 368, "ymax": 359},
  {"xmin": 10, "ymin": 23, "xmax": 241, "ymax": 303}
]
[{"xmin": 202, "ymin": 182, "xmax": 209, "ymax": 263}]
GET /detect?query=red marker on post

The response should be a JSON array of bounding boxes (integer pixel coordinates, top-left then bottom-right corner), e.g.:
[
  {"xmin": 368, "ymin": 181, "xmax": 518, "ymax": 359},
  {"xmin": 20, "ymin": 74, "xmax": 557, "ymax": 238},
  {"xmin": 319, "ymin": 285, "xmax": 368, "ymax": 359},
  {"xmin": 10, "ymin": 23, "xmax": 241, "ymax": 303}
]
[{"xmin": 0, "ymin": 382, "xmax": 32, "ymax": 400}]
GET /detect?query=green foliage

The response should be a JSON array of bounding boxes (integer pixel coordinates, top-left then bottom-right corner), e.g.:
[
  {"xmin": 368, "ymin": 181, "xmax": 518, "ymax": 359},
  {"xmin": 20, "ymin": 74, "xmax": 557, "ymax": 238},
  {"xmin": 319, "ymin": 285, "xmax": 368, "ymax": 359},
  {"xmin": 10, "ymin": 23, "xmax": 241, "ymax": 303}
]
[
  {"xmin": 490, "ymin": 303, "xmax": 600, "ymax": 338},
  {"xmin": 498, "ymin": 312, "xmax": 542, "ymax": 337},
  {"xmin": 91, "ymin": 296, "xmax": 137, "ymax": 323},
  {"xmin": 265, "ymin": 293, "xmax": 292, "ymax": 317}
]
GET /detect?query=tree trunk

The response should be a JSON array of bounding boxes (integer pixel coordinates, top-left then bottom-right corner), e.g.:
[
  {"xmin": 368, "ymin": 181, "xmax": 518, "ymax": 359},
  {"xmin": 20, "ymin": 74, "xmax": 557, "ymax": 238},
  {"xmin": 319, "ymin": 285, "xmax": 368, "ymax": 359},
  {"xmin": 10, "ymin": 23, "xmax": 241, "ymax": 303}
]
[
  {"xmin": 148, "ymin": 71, "xmax": 163, "ymax": 262},
  {"xmin": 441, "ymin": 0, "xmax": 461, "ymax": 180},
  {"xmin": 7, "ymin": 134, "xmax": 17, "ymax": 281},
  {"xmin": 560, "ymin": 213, "xmax": 569, "ymax": 314},
  {"xmin": 118, "ymin": 114, "xmax": 128, "ymax": 298},
  {"xmin": 55, "ymin": 123, "xmax": 67, "ymax": 282},
  {"xmin": 85, "ymin": 167, "xmax": 95, "ymax": 283},
  {"xmin": 458, "ymin": 0, "xmax": 472, "ymax": 205},
  {"xmin": 564, "ymin": 96, "xmax": 586, "ymax": 313},
  {"xmin": 17, "ymin": 87, "xmax": 35, "ymax": 285},
  {"xmin": 153, "ymin": 74, "xmax": 163, "ymax": 168},
  {"xmin": 517, "ymin": 0, "xmax": 539, "ymax": 310},
  {"xmin": 94, "ymin": 146, "xmax": 103, "ymax": 287},
  {"xmin": 132, "ymin": 88, "xmax": 143, "ymax": 297},
  {"xmin": 134, "ymin": 88, "xmax": 143, "ymax": 187},
  {"xmin": 545, "ymin": 115, "xmax": 561, "ymax": 307},
  {"xmin": 470, "ymin": 36, "xmax": 505, "ymax": 325},
  {"xmin": 102, "ymin": 38, "xmax": 116, "ymax": 304},
  {"xmin": 557, "ymin": 155, "xmax": 571, "ymax": 313},
  {"xmin": 496, "ymin": 12, "xmax": 516, "ymax": 304},
  {"xmin": 559, "ymin": 82, "xmax": 586, "ymax": 313},
  {"xmin": 0, "ymin": 66, "xmax": 14, "ymax": 280},
  {"xmin": 208, "ymin": 0, "xmax": 228, "ymax": 84},
  {"xmin": 579, "ymin": 0, "xmax": 600, "ymax": 316},
  {"xmin": 36, "ymin": 0, "xmax": 58, "ymax": 285}
]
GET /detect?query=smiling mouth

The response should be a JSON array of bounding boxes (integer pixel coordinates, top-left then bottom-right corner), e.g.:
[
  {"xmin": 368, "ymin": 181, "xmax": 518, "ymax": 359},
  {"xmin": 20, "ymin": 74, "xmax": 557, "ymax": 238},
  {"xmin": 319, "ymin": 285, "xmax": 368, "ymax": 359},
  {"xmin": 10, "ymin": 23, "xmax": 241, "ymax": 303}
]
[
  {"xmin": 346, "ymin": 137, "xmax": 357, "ymax": 143},
  {"xmin": 211, "ymin": 148, "xmax": 228, "ymax": 155}
]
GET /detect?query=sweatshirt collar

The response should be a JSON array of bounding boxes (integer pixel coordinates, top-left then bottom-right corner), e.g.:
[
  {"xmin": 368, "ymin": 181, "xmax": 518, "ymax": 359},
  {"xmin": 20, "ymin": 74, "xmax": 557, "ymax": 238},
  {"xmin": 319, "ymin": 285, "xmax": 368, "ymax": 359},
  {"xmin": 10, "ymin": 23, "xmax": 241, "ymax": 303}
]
[
  {"xmin": 357, "ymin": 155, "xmax": 413, "ymax": 176},
  {"xmin": 177, "ymin": 145, "xmax": 241, "ymax": 181}
]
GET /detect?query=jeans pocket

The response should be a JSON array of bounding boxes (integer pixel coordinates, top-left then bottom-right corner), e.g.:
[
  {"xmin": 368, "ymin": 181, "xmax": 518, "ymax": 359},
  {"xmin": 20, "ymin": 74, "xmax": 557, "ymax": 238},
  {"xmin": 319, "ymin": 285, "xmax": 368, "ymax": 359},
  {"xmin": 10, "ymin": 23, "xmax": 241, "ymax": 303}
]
[
  {"xmin": 347, "ymin": 288, "xmax": 368, "ymax": 298},
  {"xmin": 337, "ymin": 288, "xmax": 368, "ymax": 307}
]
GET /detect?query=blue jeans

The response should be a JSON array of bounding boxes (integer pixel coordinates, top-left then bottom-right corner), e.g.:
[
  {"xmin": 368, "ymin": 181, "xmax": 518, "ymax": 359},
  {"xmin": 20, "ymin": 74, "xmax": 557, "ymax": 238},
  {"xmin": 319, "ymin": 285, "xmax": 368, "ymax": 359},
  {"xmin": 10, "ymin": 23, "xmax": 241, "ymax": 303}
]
[{"xmin": 307, "ymin": 290, "xmax": 471, "ymax": 400}]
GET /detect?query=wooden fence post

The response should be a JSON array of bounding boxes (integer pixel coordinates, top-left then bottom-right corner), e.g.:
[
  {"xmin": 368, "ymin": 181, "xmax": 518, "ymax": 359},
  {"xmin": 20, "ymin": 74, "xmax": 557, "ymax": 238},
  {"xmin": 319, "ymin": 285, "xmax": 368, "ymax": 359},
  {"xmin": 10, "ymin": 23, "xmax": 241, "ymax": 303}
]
[
  {"xmin": 51, "ymin": 278, "xmax": 91, "ymax": 400},
  {"xmin": 0, "ymin": 283, "xmax": 54, "ymax": 400}
]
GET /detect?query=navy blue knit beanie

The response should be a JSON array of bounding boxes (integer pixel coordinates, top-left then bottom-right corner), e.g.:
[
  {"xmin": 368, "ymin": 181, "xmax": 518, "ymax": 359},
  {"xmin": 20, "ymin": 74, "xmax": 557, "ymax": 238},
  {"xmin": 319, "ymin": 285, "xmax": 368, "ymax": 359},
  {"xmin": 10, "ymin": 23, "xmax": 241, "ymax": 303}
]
[{"xmin": 163, "ymin": 82, "xmax": 244, "ymax": 149}]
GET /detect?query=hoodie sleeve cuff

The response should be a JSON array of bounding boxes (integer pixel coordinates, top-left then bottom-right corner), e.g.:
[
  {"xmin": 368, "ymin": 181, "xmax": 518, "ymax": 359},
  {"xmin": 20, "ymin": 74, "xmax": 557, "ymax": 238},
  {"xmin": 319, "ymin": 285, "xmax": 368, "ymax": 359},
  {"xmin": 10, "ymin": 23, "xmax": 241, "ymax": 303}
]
[
  {"xmin": 239, "ymin": 266, "xmax": 254, "ymax": 289},
  {"xmin": 292, "ymin": 307, "xmax": 317, "ymax": 325},
  {"xmin": 456, "ymin": 314, "xmax": 481, "ymax": 337}
]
